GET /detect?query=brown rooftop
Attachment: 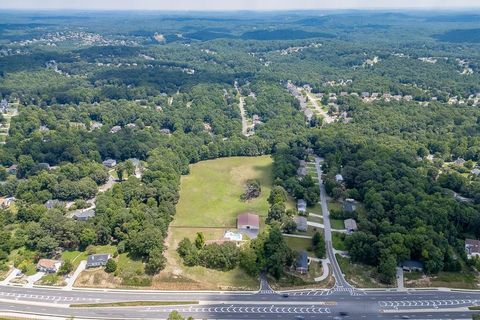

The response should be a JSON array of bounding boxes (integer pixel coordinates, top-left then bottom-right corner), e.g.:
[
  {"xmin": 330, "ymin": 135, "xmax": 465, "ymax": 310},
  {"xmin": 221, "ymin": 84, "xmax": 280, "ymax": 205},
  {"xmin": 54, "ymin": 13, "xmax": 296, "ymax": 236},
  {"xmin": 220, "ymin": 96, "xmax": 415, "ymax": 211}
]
[
  {"xmin": 37, "ymin": 259, "xmax": 59, "ymax": 269},
  {"xmin": 237, "ymin": 213, "xmax": 260, "ymax": 229}
]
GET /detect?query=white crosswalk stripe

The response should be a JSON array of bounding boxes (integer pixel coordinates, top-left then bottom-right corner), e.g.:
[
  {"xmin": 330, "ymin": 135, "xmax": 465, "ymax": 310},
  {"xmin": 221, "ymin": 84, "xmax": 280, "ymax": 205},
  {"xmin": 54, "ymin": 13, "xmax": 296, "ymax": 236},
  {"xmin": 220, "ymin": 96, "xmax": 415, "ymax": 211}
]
[
  {"xmin": 258, "ymin": 289, "xmax": 275, "ymax": 294},
  {"xmin": 0, "ymin": 291, "xmax": 96, "ymax": 302},
  {"xmin": 148, "ymin": 305, "xmax": 331, "ymax": 314},
  {"xmin": 289, "ymin": 286, "xmax": 365, "ymax": 296},
  {"xmin": 379, "ymin": 299, "xmax": 478, "ymax": 309}
]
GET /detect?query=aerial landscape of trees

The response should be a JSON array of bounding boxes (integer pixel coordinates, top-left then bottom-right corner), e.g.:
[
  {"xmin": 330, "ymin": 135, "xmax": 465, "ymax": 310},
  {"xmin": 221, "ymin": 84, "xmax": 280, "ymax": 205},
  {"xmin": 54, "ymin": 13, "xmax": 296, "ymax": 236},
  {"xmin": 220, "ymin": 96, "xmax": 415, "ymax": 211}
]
[{"xmin": 1, "ymin": 10, "xmax": 480, "ymax": 286}]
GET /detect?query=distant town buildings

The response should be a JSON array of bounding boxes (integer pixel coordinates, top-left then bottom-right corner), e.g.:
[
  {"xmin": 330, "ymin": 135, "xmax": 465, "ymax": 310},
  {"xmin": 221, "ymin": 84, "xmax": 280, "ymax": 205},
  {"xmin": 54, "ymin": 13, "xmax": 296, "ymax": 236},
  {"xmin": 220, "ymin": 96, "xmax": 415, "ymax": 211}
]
[
  {"xmin": 0, "ymin": 196, "xmax": 15, "ymax": 208},
  {"xmin": 72, "ymin": 209, "xmax": 96, "ymax": 221},
  {"xmin": 109, "ymin": 125, "xmax": 121, "ymax": 134},
  {"xmin": 102, "ymin": 159, "xmax": 117, "ymax": 168}
]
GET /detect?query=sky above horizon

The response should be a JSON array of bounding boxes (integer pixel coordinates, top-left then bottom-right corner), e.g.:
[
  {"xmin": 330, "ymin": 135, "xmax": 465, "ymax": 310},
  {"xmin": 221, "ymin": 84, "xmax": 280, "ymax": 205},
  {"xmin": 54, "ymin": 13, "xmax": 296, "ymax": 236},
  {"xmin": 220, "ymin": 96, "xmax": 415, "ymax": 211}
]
[{"xmin": 1, "ymin": 0, "xmax": 479, "ymax": 10}]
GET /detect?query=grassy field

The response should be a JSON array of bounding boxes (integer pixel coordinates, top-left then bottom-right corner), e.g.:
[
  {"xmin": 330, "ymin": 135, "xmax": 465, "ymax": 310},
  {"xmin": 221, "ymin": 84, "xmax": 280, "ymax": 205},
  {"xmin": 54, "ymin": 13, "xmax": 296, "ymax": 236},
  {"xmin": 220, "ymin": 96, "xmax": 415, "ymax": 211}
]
[
  {"xmin": 332, "ymin": 233, "xmax": 347, "ymax": 251},
  {"xmin": 327, "ymin": 201, "xmax": 342, "ymax": 212},
  {"xmin": 405, "ymin": 271, "xmax": 479, "ymax": 289},
  {"xmin": 284, "ymin": 236, "xmax": 313, "ymax": 253},
  {"xmin": 173, "ymin": 156, "xmax": 272, "ymax": 228},
  {"xmin": 336, "ymin": 255, "xmax": 389, "ymax": 288},
  {"xmin": 307, "ymin": 203, "xmax": 322, "ymax": 215},
  {"xmin": 330, "ymin": 219, "xmax": 345, "ymax": 229}
]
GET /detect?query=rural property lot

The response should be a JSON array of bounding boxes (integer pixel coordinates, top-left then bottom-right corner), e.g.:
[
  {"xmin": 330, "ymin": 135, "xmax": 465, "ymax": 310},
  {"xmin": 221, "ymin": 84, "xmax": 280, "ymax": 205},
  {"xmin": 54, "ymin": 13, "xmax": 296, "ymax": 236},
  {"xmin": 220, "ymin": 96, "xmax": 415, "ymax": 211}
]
[{"xmin": 160, "ymin": 156, "xmax": 273, "ymax": 290}]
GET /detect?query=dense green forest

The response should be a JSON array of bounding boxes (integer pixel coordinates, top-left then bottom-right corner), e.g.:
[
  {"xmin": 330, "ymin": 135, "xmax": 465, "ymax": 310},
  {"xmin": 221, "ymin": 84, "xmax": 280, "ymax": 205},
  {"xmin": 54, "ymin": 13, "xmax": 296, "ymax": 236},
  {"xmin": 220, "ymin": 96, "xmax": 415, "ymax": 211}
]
[{"xmin": 1, "ymin": 9, "xmax": 480, "ymax": 284}]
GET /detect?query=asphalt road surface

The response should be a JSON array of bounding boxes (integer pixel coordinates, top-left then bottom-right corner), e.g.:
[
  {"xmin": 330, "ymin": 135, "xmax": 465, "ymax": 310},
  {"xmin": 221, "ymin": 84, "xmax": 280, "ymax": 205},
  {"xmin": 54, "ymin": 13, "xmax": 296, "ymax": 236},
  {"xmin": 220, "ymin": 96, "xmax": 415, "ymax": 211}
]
[{"xmin": 2, "ymin": 284, "xmax": 480, "ymax": 319}]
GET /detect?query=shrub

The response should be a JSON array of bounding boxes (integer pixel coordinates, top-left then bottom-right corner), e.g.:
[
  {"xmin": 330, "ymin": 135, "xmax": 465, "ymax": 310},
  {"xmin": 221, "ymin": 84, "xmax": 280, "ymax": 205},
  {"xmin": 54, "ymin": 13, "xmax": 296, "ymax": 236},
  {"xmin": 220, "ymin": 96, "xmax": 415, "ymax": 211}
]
[{"xmin": 105, "ymin": 259, "xmax": 117, "ymax": 273}]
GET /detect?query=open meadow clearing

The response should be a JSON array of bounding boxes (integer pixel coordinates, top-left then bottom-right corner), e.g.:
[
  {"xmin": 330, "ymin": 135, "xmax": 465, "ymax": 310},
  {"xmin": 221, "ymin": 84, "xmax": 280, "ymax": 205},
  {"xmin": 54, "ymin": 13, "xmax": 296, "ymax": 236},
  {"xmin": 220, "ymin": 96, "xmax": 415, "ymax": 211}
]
[{"xmin": 172, "ymin": 156, "xmax": 272, "ymax": 228}]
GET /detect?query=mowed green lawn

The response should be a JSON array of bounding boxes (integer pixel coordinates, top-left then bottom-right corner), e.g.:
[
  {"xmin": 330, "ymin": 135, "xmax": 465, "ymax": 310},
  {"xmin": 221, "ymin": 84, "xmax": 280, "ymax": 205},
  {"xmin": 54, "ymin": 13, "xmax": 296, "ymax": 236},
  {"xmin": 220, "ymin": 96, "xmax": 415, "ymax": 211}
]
[{"xmin": 172, "ymin": 156, "xmax": 272, "ymax": 228}]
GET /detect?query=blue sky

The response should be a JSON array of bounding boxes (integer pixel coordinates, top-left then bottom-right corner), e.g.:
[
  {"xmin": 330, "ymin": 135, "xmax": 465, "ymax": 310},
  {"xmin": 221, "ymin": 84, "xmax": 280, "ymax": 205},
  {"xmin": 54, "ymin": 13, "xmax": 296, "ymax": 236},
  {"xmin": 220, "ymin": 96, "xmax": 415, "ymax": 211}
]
[{"xmin": 1, "ymin": 0, "xmax": 479, "ymax": 10}]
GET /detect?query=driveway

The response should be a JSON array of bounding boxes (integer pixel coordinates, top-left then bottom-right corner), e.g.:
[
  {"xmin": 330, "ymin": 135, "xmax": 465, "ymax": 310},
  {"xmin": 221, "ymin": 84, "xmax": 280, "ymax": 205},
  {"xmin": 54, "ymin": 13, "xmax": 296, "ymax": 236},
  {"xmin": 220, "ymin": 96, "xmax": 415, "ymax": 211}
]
[
  {"xmin": 0, "ymin": 268, "xmax": 20, "ymax": 285},
  {"xmin": 396, "ymin": 267, "xmax": 405, "ymax": 291},
  {"xmin": 311, "ymin": 258, "xmax": 330, "ymax": 282},
  {"xmin": 98, "ymin": 175, "xmax": 116, "ymax": 192},
  {"xmin": 25, "ymin": 272, "xmax": 45, "ymax": 288},
  {"xmin": 64, "ymin": 260, "xmax": 86, "ymax": 290}
]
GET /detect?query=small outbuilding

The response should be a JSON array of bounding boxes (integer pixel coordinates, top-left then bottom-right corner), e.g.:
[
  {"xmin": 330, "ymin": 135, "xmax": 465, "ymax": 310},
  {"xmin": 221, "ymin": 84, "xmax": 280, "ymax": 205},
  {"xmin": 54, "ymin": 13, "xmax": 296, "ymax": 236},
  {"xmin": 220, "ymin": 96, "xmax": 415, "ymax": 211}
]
[{"xmin": 335, "ymin": 174, "xmax": 344, "ymax": 183}]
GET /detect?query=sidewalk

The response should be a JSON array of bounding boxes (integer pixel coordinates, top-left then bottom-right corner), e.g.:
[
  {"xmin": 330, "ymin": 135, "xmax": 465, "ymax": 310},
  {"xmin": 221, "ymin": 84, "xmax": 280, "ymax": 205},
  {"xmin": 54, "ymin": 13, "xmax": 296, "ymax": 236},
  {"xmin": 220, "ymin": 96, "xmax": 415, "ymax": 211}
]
[
  {"xmin": 64, "ymin": 260, "xmax": 86, "ymax": 290},
  {"xmin": 0, "ymin": 268, "xmax": 19, "ymax": 285}
]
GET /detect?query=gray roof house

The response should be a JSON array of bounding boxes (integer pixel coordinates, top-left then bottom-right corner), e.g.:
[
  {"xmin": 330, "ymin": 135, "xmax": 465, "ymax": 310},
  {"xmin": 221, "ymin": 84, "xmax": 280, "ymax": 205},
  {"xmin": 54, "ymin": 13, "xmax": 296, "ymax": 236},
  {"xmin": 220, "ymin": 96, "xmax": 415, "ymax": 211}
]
[
  {"xmin": 297, "ymin": 199, "xmax": 307, "ymax": 214},
  {"xmin": 109, "ymin": 125, "xmax": 122, "ymax": 134},
  {"xmin": 38, "ymin": 163, "xmax": 51, "ymax": 170},
  {"xmin": 343, "ymin": 199, "xmax": 357, "ymax": 213},
  {"xmin": 7, "ymin": 165, "xmax": 17, "ymax": 175},
  {"xmin": 72, "ymin": 209, "xmax": 96, "ymax": 221},
  {"xmin": 86, "ymin": 254, "xmax": 111, "ymax": 268},
  {"xmin": 471, "ymin": 168, "xmax": 480, "ymax": 176},
  {"xmin": 454, "ymin": 158, "xmax": 466, "ymax": 166},
  {"xmin": 45, "ymin": 199, "xmax": 62, "ymax": 209},
  {"xmin": 102, "ymin": 159, "xmax": 117, "ymax": 168},
  {"xmin": 296, "ymin": 251, "xmax": 309, "ymax": 274},
  {"xmin": 344, "ymin": 218, "xmax": 358, "ymax": 233},
  {"xmin": 465, "ymin": 239, "xmax": 480, "ymax": 259},
  {"xmin": 294, "ymin": 216, "xmax": 308, "ymax": 232},
  {"xmin": 335, "ymin": 174, "xmax": 344, "ymax": 183}
]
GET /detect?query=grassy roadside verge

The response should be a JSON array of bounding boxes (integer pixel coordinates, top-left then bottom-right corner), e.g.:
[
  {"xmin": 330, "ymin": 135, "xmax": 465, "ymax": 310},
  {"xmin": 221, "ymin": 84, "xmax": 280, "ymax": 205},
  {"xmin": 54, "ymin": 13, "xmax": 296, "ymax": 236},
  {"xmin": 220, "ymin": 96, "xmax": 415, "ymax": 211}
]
[{"xmin": 71, "ymin": 301, "xmax": 199, "ymax": 308}]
